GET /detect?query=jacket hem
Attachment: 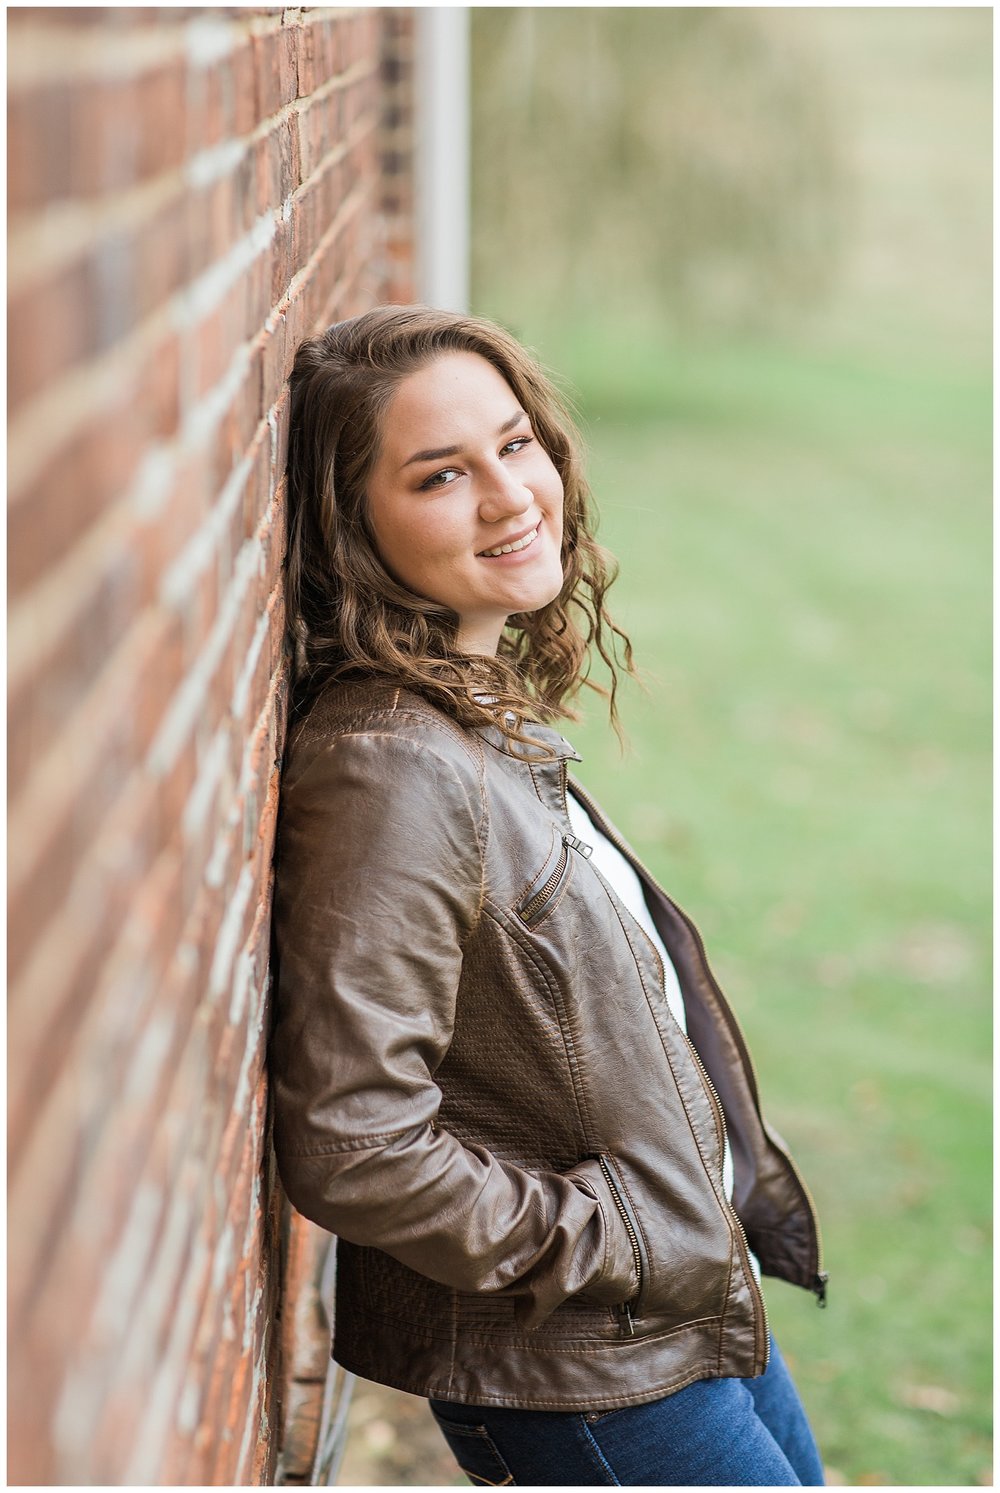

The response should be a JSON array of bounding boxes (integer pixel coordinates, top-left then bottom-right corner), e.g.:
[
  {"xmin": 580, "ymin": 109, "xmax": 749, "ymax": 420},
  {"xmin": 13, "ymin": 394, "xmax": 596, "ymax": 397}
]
[{"xmin": 331, "ymin": 1311, "xmax": 760, "ymax": 1412}]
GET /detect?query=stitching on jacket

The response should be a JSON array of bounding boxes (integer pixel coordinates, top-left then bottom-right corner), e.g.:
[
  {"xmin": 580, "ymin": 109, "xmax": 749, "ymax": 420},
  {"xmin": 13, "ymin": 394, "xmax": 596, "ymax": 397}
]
[
  {"xmin": 366, "ymin": 706, "xmax": 491, "ymax": 941},
  {"xmin": 354, "ymin": 1297, "xmax": 722, "ymax": 1345},
  {"xmin": 599, "ymin": 1159, "xmax": 651, "ymax": 1294},
  {"xmin": 341, "ymin": 1350, "xmax": 722, "ymax": 1411},
  {"xmin": 526, "ymin": 761, "xmax": 549, "ymax": 812},
  {"xmin": 480, "ymin": 900, "xmax": 592, "ymax": 1148},
  {"xmin": 513, "ymin": 822, "xmax": 559, "ymax": 907},
  {"xmin": 426, "ymin": 1361, "xmax": 717, "ymax": 1408},
  {"xmin": 490, "ymin": 891, "xmax": 598, "ymax": 1146},
  {"xmin": 515, "ymin": 837, "xmax": 575, "ymax": 931},
  {"xmin": 584, "ymin": 862, "xmax": 746, "ymax": 1327},
  {"xmin": 463, "ymin": 728, "xmax": 489, "ymax": 935},
  {"xmin": 319, "ymin": 726, "xmax": 486, "ymax": 938},
  {"xmin": 347, "ymin": 1307, "xmax": 723, "ymax": 1369},
  {"xmin": 581, "ymin": 1187, "xmax": 614, "ymax": 1287},
  {"xmin": 592, "ymin": 864, "xmax": 731, "ymax": 1200},
  {"xmin": 283, "ymin": 1124, "xmax": 422, "ymax": 1157},
  {"xmin": 717, "ymin": 1239, "xmax": 735, "ymax": 1375},
  {"xmin": 446, "ymin": 1285, "xmax": 459, "ymax": 1397}
]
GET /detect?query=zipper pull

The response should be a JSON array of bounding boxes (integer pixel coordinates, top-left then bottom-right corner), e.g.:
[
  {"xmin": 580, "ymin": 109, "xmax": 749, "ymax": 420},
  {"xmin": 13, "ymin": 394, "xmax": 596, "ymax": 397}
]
[
  {"xmin": 812, "ymin": 1271, "xmax": 829, "ymax": 1308},
  {"xmin": 616, "ymin": 1301, "xmax": 636, "ymax": 1337},
  {"xmin": 563, "ymin": 833, "xmax": 593, "ymax": 858}
]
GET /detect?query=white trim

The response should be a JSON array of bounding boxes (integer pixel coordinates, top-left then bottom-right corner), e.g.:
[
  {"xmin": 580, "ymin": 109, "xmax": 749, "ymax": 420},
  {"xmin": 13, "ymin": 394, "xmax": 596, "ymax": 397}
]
[{"xmin": 414, "ymin": 7, "xmax": 470, "ymax": 312}]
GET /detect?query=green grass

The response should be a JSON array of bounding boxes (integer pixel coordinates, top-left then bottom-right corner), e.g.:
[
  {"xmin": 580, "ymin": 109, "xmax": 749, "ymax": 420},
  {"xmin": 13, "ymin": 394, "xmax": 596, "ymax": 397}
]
[
  {"xmin": 468, "ymin": 7, "xmax": 989, "ymax": 1479},
  {"xmin": 522, "ymin": 321, "xmax": 991, "ymax": 1485}
]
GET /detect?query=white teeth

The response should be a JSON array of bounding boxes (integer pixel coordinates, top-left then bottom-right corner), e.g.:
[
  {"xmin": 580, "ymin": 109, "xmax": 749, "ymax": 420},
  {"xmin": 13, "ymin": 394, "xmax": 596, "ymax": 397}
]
[{"xmin": 480, "ymin": 527, "xmax": 538, "ymax": 558}]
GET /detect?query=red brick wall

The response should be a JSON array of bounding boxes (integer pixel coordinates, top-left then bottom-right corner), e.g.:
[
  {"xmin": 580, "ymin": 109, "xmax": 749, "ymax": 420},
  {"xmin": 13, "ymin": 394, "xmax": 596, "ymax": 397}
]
[{"xmin": 8, "ymin": 7, "xmax": 415, "ymax": 1484}]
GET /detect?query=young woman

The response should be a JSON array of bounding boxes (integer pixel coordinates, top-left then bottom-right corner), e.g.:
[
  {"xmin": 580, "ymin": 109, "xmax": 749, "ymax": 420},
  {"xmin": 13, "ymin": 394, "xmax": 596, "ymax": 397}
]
[{"xmin": 269, "ymin": 305, "xmax": 827, "ymax": 1486}]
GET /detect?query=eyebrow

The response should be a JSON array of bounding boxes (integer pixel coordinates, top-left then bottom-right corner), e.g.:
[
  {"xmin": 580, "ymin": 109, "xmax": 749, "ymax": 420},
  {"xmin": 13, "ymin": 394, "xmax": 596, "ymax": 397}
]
[{"xmin": 400, "ymin": 409, "xmax": 528, "ymax": 469}]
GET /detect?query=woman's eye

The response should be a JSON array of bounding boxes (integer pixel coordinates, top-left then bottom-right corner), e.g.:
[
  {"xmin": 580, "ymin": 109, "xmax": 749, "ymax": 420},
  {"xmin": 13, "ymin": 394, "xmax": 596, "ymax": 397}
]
[
  {"xmin": 501, "ymin": 436, "xmax": 533, "ymax": 456},
  {"xmin": 419, "ymin": 467, "xmax": 461, "ymax": 490}
]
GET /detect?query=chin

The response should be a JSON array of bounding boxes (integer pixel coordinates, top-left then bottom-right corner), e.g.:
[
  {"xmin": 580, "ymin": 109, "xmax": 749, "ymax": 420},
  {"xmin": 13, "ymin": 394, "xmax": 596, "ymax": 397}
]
[{"xmin": 510, "ymin": 587, "xmax": 563, "ymax": 623}]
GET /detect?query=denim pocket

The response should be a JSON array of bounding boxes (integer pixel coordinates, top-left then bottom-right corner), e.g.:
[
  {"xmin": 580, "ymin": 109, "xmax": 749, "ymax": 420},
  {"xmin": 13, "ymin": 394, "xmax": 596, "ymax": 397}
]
[{"xmin": 429, "ymin": 1409, "xmax": 516, "ymax": 1486}]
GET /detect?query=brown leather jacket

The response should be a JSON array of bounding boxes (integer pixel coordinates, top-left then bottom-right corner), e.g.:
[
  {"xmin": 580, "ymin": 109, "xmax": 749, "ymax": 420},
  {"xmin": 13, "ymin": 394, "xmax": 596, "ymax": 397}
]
[{"xmin": 269, "ymin": 679, "xmax": 826, "ymax": 1412}]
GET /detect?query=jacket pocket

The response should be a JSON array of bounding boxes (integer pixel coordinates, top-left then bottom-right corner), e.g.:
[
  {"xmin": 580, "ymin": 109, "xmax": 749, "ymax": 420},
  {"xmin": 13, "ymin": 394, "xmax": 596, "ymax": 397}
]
[
  {"xmin": 595, "ymin": 1152, "xmax": 648, "ymax": 1336},
  {"xmin": 516, "ymin": 831, "xmax": 589, "ymax": 929}
]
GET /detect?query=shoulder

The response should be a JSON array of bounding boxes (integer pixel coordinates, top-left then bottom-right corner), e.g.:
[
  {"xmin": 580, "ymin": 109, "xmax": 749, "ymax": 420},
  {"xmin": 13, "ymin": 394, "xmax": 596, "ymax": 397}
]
[
  {"xmin": 285, "ymin": 678, "xmax": 486, "ymax": 777},
  {"xmin": 281, "ymin": 678, "xmax": 488, "ymax": 835}
]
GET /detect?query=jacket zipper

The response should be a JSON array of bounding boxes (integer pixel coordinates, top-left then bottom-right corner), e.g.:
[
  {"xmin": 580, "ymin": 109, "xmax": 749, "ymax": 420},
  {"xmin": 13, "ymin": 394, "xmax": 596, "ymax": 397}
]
[
  {"xmin": 518, "ymin": 834, "xmax": 592, "ymax": 927},
  {"xmin": 569, "ymin": 773, "xmax": 826, "ymax": 1299},
  {"xmin": 596, "ymin": 1154, "xmax": 646, "ymax": 1337}
]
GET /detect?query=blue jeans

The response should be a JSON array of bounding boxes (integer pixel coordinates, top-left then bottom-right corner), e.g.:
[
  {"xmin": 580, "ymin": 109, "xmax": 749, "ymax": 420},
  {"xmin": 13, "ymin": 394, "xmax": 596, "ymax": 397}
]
[{"xmin": 429, "ymin": 1336, "xmax": 824, "ymax": 1486}]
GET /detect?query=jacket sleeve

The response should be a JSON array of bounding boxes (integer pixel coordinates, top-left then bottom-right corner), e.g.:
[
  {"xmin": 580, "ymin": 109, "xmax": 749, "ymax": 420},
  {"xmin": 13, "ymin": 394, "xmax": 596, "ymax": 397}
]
[{"xmin": 269, "ymin": 726, "xmax": 639, "ymax": 1330}]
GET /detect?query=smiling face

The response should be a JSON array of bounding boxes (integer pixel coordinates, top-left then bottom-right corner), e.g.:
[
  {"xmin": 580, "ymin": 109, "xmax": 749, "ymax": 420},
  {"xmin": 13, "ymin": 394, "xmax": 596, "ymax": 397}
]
[{"xmin": 364, "ymin": 351, "xmax": 566, "ymax": 655}]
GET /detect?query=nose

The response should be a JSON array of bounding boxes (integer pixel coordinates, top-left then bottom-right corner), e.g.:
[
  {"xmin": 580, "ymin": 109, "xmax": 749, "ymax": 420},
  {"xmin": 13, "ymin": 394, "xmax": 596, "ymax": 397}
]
[{"xmin": 477, "ymin": 459, "xmax": 533, "ymax": 523}]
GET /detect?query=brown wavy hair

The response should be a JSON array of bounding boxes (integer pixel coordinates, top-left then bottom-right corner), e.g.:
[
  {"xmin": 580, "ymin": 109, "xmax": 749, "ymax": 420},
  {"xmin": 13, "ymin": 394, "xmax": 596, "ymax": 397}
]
[{"xmin": 285, "ymin": 304, "xmax": 637, "ymax": 751}]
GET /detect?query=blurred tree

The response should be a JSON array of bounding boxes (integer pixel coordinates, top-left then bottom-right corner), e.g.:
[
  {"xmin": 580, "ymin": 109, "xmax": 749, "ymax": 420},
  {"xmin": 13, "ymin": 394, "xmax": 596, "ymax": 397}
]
[{"xmin": 471, "ymin": 8, "xmax": 847, "ymax": 335}]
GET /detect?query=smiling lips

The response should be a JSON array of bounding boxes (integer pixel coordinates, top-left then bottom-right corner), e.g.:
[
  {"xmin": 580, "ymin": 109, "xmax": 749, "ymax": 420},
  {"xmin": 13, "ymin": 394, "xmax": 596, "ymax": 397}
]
[{"xmin": 477, "ymin": 523, "xmax": 540, "ymax": 559}]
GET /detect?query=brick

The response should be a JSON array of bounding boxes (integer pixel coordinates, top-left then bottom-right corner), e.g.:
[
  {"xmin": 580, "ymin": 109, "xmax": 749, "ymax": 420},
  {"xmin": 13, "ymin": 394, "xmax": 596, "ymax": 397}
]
[
  {"xmin": 272, "ymin": 386, "xmax": 291, "ymax": 479},
  {"xmin": 167, "ymin": 554, "xmax": 219, "ymax": 687},
  {"xmin": 55, "ymin": 63, "xmax": 189, "ymax": 199},
  {"xmin": 238, "ymin": 726, "xmax": 270, "ymax": 859},
  {"xmin": 256, "ymin": 114, "xmax": 301, "ymax": 214},
  {"xmin": 246, "ymin": 243, "xmax": 274, "ymax": 339},
  {"xmin": 8, "ymin": 6, "xmax": 416, "ymax": 1483},
  {"xmin": 8, "ymin": 255, "xmax": 92, "ymax": 411},
  {"xmin": 185, "ymin": 60, "xmax": 223, "ymax": 156},
  {"xmin": 185, "ymin": 145, "xmax": 258, "ymax": 281},
  {"xmin": 155, "ymin": 731, "xmax": 199, "ymax": 863},
  {"xmin": 9, "ymin": 602, "xmax": 183, "ymax": 957},
  {"xmin": 10, "ymin": 506, "xmax": 159, "ymax": 762},
  {"xmin": 297, "ymin": 86, "xmax": 347, "ymax": 181},
  {"xmin": 231, "ymin": 37, "xmax": 258, "ymax": 137},
  {"xmin": 14, "ymin": 1051, "xmax": 176, "ymax": 1367},
  {"xmin": 270, "ymin": 589, "xmax": 291, "ymax": 683},
  {"xmin": 80, "ymin": 1163, "xmax": 215, "ymax": 1480},
  {"xmin": 137, "ymin": 191, "xmax": 190, "ymax": 314},
  {"xmin": 225, "ymin": 582, "xmax": 259, "ymax": 711},
  {"xmin": 211, "ymin": 1185, "xmax": 271, "ymax": 1479},
  {"xmin": 9, "ymin": 334, "xmax": 181, "ymax": 604},
  {"xmin": 261, "ymin": 312, "xmax": 287, "ymax": 414},
  {"xmin": 192, "ymin": 268, "xmax": 263, "ymax": 404},
  {"xmin": 241, "ymin": 422, "xmax": 273, "ymax": 539},
  {"xmin": 10, "ymin": 436, "xmax": 134, "ymax": 607},
  {"xmin": 7, "ymin": 81, "xmax": 78, "ymax": 213},
  {"xmin": 295, "ymin": 20, "xmax": 317, "ymax": 99},
  {"xmin": 270, "ymin": 215, "xmax": 292, "ymax": 306},
  {"xmin": 252, "ymin": 22, "xmax": 300, "ymax": 124},
  {"xmin": 258, "ymin": 496, "xmax": 287, "ymax": 609},
  {"xmin": 161, "ymin": 1084, "xmax": 267, "ymax": 1482},
  {"xmin": 209, "ymin": 342, "xmax": 264, "ymax": 491},
  {"xmin": 8, "ymin": 781, "xmax": 186, "ymax": 1162},
  {"xmin": 11, "ymin": 1036, "xmax": 176, "ymax": 1353},
  {"xmin": 237, "ymin": 636, "xmax": 275, "ymax": 763},
  {"xmin": 9, "ymin": 201, "xmax": 188, "ymax": 412}
]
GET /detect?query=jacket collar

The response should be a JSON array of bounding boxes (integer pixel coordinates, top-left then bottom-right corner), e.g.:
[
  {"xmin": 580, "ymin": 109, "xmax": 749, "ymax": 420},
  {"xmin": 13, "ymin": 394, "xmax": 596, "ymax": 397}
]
[{"xmin": 472, "ymin": 714, "xmax": 582, "ymax": 764}]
